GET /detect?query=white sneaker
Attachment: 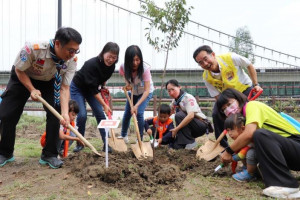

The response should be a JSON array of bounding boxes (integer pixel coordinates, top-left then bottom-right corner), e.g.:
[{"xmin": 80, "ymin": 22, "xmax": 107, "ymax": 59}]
[
  {"xmin": 263, "ymin": 186, "xmax": 299, "ymax": 199},
  {"xmin": 288, "ymin": 191, "xmax": 300, "ymax": 198},
  {"xmin": 117, "ymin": 135, "xmax": 129, "ymax": 144}
]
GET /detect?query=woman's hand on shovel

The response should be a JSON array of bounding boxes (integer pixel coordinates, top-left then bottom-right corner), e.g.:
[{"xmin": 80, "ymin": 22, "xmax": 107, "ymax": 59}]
[
  {"xmin": 220, "ymin": 150, "xmax": 233, "ymax": 166},
  {"xmin": 131, "ymin": 105, "xmax": 138, "ymax": 115},
  {"xmin": 170, "ymin": 128, "xmax": 179, "ymax": 138},
  {"xmin": 103, "ymin": 104, "xmax": 112, "ymax": 116}
]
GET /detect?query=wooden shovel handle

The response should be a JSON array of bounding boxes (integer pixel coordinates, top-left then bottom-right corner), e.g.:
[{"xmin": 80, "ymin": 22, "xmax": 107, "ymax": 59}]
[
  {"xmin": 123, "ymin": 87, "xmax": 144, "ymax": 151},
  {"xmin": 213, "ymin": 130, "xmax": 227, "ymax": 149},
  {"xmin": 36, "ymin": 95, "xmax": 101, "ymax": 156}
]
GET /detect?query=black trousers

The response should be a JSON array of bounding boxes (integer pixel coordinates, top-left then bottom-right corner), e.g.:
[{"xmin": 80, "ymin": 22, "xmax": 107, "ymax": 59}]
[
  {"xmin": 0, "ymin": 66, "xmax": 60, "ymax": 157},
  {"xmin": 213, "ymin": 86, "xmax": 253, "ymax": 147},
  {"xmin": 253, "ymin": 129, "xmax": 300, "ymax": 188},
  {"xmin": 173, "ymin": 110, "xmax": 207, "ymax": 149}
]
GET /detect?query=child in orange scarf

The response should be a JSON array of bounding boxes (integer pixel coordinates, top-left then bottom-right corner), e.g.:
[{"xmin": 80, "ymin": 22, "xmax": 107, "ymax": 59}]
[
  {"xmin": 40, "ymin": 100, "xmax": 84, "ymax": 157},
  {"xmin": 144, "ymin": 104, "xmax": 174, "ymax": 147}
]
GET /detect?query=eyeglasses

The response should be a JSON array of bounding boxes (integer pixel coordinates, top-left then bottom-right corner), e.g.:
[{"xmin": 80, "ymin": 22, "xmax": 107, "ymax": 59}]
[{"xmin": 68, "ymin": 48, "xmax": 80, "ymax": 54}]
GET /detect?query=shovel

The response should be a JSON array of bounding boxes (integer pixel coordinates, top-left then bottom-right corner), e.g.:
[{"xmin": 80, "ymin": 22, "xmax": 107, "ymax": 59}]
[
  {"xmin": 36, "ymin": 95, "xmax": 102, "ymax": 156},
  {"xmin": 197, "ymin": 88, "xmax": 263, "ymax": 161},
  {"xmin": 196, "ymin": 130, "xmax": 226, "ymax": 161},
  {"xmin": 100, "ymin": 89, "xmax": 127, "ymax": 152},
  {"xmin": 123, "ymin": 88, "xmax": 153, "ymax": 160}
]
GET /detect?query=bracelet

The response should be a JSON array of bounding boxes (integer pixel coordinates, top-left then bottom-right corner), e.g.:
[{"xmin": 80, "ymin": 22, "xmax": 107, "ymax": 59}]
[
  {"xmin": 225, "ymin": 146, "xmax": 235, "ymax": 155},
  {"xmin": 253, "ymin": 83, "xmax": 260, "ymax": 87}
]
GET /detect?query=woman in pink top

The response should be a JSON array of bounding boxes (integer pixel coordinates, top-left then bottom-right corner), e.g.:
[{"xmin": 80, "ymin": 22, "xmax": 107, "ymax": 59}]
[{"xmin": 118, "ymin": 45, "xmax": 154, "ymax": 143}]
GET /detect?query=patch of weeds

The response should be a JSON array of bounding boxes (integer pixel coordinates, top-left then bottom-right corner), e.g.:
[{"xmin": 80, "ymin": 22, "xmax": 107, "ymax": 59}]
[
  {"xmin": 120, "ymin": 171, "xmax": 125, "ymax": 178},
  {"xmin": 36, "ymin": 123, "xmax": 46, "ymax": 132},
  {"xmin": 181, "ymin": 163, "xmax": 188, "ymax": 171},
  {"xmin": 127, "ymin": 163, "xmax": 138, "ymax": 172},
  {"xmin": 188, "ymin": 177, "xmax": 197, "ymax": 185},
  {"xmin": 107, "ymin": 189, "xmax": 121, "ymax": 199},
  {"xmin": 86, "ymin": 138, "xmax": 102, "ymax": 152},
  {"xmin": 87, "ymin": 117, "xmax": 98, "ymax": 128},
  {"xmin": 15, "ymin": 138, "xmax": 41, "ymax": 158},
  {"xmin": 6, "ymin": 181, "xmax": 31, "ymax": 191},
  {"xmin": 45, "ymin": 194, "xmax": 57, "ymax": 200},
  {"xmin": 250, "ymin": 180, "xmax": 265, "ymax": 189},
  {"xmin": 99, "ymin": 190, "xmax": 122, "ymax": 200}
]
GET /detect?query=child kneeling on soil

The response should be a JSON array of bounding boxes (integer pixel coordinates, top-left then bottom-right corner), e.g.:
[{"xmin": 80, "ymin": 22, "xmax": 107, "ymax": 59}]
[
  {"xmin": 224, "ymin": 113, "xmax": 257, "ymax": 182},
  {"xmin": 40, "ymin": 100, "xmax": 84, "ymax": 157},
  {"xmin": 144, "ymin": 104, "xmax": 174, "ymax": 147}
]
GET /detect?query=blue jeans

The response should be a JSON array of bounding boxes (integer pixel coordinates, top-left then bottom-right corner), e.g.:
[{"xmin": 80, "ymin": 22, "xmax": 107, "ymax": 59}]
[
  {"xmin": 121, "ymin": 92, "xmax": 153, "ymax": 140},
  {"xmin": 70, "ymin": 81, "xmax": 107, "ymax": 144}
]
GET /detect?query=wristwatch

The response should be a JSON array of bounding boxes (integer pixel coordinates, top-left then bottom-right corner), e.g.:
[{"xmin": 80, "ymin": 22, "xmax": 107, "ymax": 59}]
[
  {"xmin": 225, "ymin": 146, "xmax": 235, "ymax": 155},
  {"xmin": 253, "ymin": 83, "xmax": 260, "ymax": 87}
]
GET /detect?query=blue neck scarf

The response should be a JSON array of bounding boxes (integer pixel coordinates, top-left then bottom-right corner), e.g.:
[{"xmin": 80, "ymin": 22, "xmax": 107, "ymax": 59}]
[{"xmin": 50, "ymin": 39, "xmax": 64, "ymax": 107}]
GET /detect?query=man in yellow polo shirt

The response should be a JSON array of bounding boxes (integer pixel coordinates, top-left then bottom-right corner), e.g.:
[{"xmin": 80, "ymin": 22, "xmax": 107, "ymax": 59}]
[{"xmin": 193, "ymin": 45, "xmax": 262, "ymax": 147}]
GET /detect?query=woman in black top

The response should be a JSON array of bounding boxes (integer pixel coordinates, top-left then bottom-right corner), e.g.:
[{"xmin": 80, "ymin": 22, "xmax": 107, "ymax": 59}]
[{"xmin": 70, "ymin": 42, "xmax": 119, "ymax": 152}]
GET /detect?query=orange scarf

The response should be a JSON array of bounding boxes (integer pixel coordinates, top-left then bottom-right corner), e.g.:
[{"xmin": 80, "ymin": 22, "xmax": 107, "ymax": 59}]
[{"xmin": 153, "ymin": 116, "xmax": 173, "ymax": 139}]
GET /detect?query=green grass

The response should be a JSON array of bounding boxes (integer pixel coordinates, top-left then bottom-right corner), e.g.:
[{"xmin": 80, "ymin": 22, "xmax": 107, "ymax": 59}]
[
  {"xmin": 14, "ymin": 114, "xmax": 103, "ymax": 157},
  {"xmin": 15, "ymin": 138, "xmax": 42, "ymax": 158}
]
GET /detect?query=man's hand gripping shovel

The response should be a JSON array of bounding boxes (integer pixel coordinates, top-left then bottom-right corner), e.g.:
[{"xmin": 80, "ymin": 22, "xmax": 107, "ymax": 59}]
[{"xmin": 35, "ymin": 95, "xmax": 102, "ymax": 156}]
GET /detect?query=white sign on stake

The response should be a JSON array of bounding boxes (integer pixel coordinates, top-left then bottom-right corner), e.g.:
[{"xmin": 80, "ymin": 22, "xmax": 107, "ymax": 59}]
[
  {"xmin": 97, "ymin": 120, "xmax": 120, "ymax": 128},
  {"xmin": 97, "ymin": 119, "xmax": 120, "ymax": 168}
]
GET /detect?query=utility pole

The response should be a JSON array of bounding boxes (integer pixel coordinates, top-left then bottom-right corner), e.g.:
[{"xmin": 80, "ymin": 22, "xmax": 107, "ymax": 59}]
[{"xmin": 58, "ymin": 0, "xmax": 62, "ymax": 28}]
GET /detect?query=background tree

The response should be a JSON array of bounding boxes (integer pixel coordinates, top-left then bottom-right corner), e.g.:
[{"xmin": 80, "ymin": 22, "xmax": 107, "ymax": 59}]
[
  {"xmin": 139, "ymin": 0, "xmax": 192, "ymax": 104},
  {"xmin": 139, "ymin": 0, "xmax": 192, "ymax": 157},
  {"xmin": 229, "ymin": 26, "xmax": 255, "ymax": 64}
]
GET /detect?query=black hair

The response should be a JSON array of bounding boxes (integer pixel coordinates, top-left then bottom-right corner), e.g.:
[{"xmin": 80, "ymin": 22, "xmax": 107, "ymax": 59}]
[
  {"xmin": 159, "ymin": 104, "xmax": 171, "ymax": 115},
  {"xmin": 98, "ymin": 42, "xmax": 120, "ymax": 63},
  {"xmin": 224, "ymin": 113, "xmax": 246, "ymax": 130},
  {"xmin": 124, "ymin": 45, "xmax": 144, "ymax": 83},
  {"xmin": 69, "ymin": 100, "xmax": 79, "ymax": 114},
  {"xmin": 54, "ymin": 27, "xmax": 82, "ymax": 46},
  {"xmin": 216, "ymin": 88, "xmax": 248, "ymax": 119},
  {"xmin": 165, "ymin": 79, "xmax": 180, "ymax": 89},
  {"xmin": 193, "ymin": 45, "xmax": 213, "ymax": 62}
]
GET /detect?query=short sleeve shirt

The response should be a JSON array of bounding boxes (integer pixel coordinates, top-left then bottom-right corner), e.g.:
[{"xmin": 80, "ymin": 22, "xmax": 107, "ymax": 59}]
[
  {"xmin": 245, "ymin": 101, "xmax": 300, "ymax": 137},
  {"xmin": 205, "ymin": 53, "xmax": 252, "ymax": 97},
  {"xmin": 171, "ymin": 93, "xmax": 207, "ymax": 119},
  {"xmin": 119, "ymin": 63, "xmax": 154, "ymax": 95},
  {"xmin": 14, "ymin": 41, "xmax": 77, "ymax": 85}
]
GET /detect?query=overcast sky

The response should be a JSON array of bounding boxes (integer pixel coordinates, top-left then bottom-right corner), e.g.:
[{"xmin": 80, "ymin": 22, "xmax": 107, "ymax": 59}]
[
  {"xmin": 0, "ymin": 0, "xmax": 299, "ymax": 71},
  {"xmin": 188, "ymin": 0, "xmax": 300, "ymax": 56}
]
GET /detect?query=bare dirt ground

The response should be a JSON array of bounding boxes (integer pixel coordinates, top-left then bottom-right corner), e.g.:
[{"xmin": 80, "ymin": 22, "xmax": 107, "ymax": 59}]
[{"xmin": 0, "ymin": 122, "xmax": 285, "ymax": 200}]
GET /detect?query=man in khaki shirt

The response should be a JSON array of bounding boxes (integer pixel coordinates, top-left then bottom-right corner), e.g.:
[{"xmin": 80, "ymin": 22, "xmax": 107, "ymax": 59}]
[{"xmin": 0, "ymin": 27, "xmax": 82, "ymax": 169}]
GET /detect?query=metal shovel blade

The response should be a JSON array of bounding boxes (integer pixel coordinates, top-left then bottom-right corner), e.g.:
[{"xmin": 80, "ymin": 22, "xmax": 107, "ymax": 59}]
[
  {"xmin": 108, "ymin": 129, "xmax": 128, "ymax": 152},
  {"xmin": 131, "ymin": 141, "xmax": 153, "ymax": 160},
  {"xmin": 196, "ymin": 130, "xmax": 226, "ymax": 161},
  {"xmin": 196, "ymin": 141, "xmax": 224, "ymax": 161}
]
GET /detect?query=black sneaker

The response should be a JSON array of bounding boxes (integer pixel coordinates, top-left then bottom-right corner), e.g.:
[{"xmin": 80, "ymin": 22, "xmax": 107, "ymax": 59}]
[
  {"xmin": 0, "ymin": 154, "xmax": 15, "ymax": 167},
  {"xmin": 39, "ymin": 155, "xmax": 63, "ymax": 169},
  {"xmin": 102, "ymin": 145, "xmax": 112, "ymax": 153},
  {"xmin": 73, "ymin": 145, "xmax": 84, "ymax": 153}
]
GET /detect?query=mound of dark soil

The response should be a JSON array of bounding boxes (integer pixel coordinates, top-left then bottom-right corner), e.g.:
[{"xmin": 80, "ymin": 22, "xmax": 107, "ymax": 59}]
[{"xmin": 65, "ymin": 147, "xmax": 230, "ymax": 198}]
